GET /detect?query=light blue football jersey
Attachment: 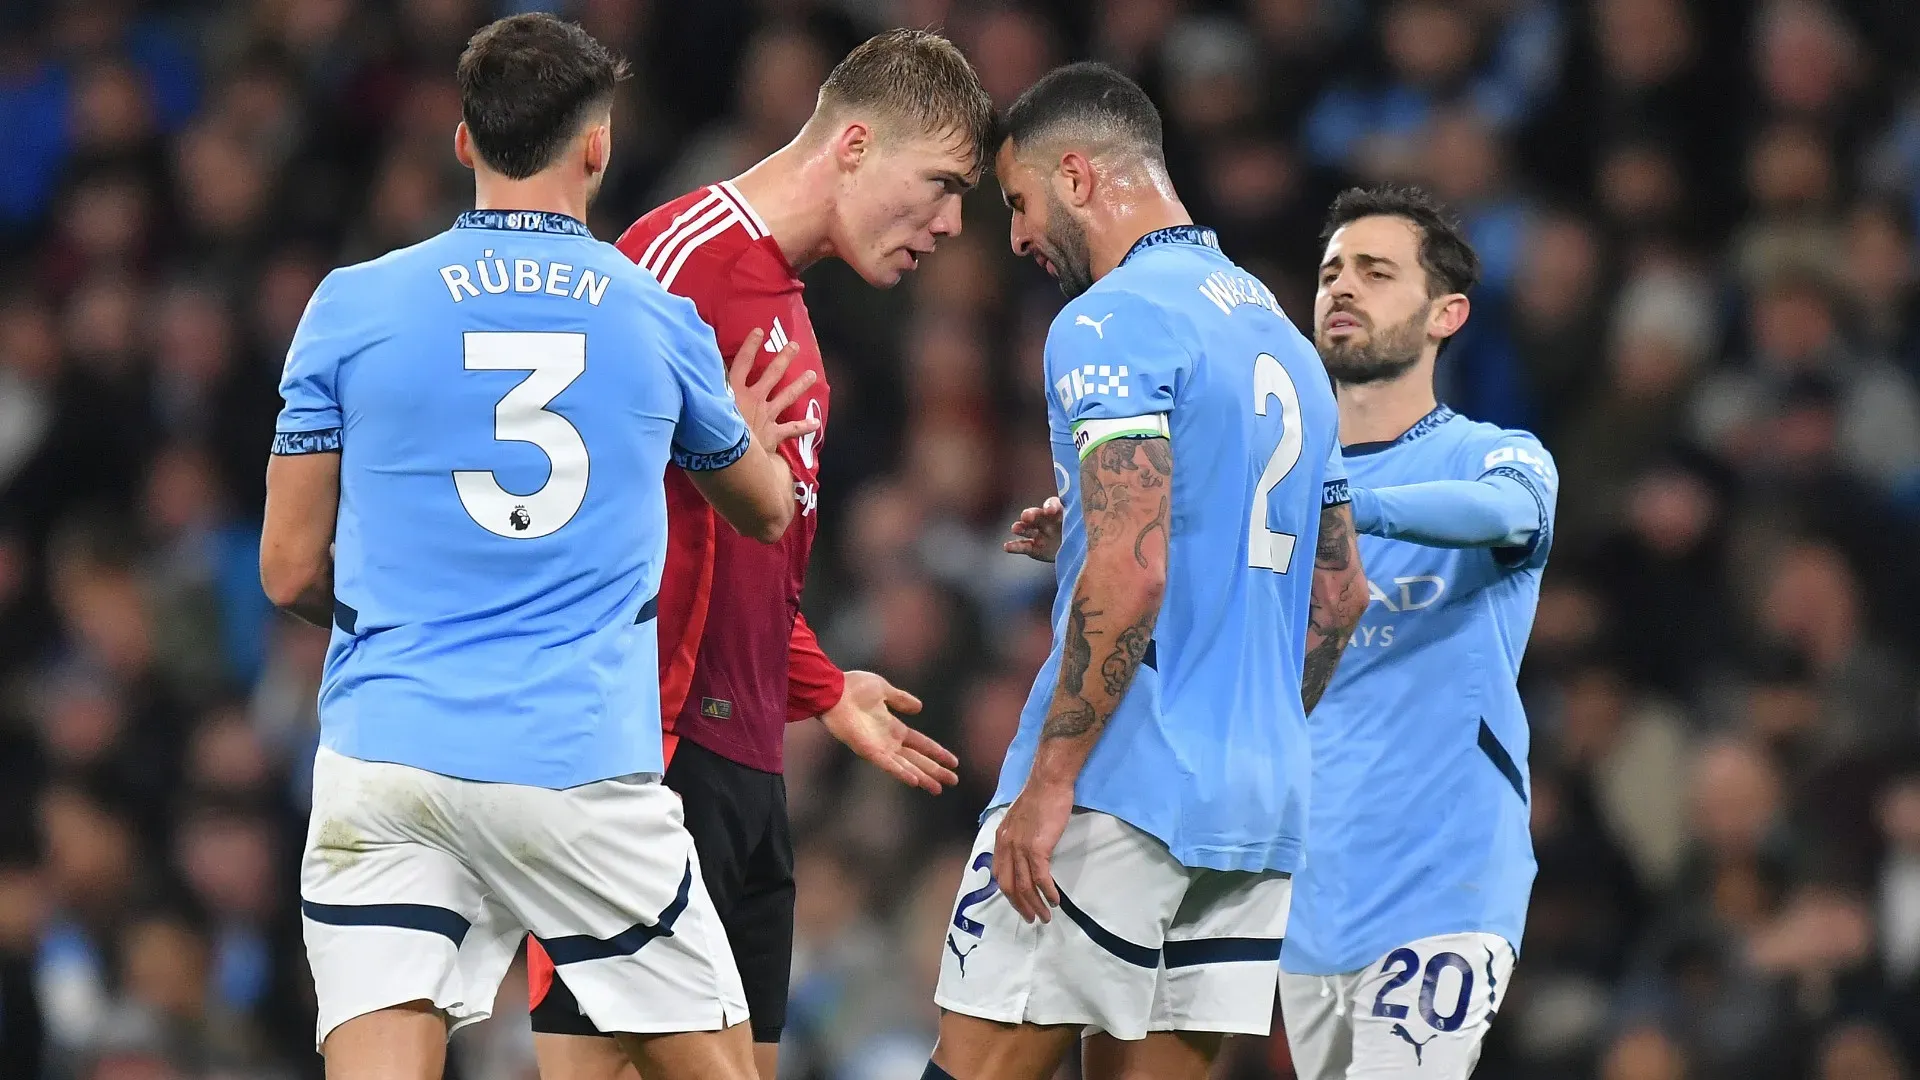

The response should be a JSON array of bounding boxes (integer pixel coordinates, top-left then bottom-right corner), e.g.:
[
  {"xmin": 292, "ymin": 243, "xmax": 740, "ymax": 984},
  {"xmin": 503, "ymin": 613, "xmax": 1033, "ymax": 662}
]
[
  {"xmin": 1282, "ymin": 406, "xmax": 1556, "ymax": 975},
  {"xmin": 988, "ymin": 226, "xmax": 1347, "ymax": 874},
  {"xmin": 273, "ymin": 210, "xmax": 750, "ymax": 790}
]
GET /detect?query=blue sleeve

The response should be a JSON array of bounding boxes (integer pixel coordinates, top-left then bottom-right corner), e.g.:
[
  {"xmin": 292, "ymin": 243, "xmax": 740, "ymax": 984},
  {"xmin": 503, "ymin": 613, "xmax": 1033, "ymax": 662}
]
[
  {"xmin": 1477, "ymin": 433, "xmax": 1557, "ymax": 569},
  {"xmin": 659, "ymin": 299, "xmax": 751, "ymax": 472},
  {"xmin": 273, "ymin": 272, "xmax": 348, "ymax": 455},
  {"xmin": 1349, "ymin": 433, "xmax": 1556, "ymax": 570},
  {"xmin": 1323, "ymin": 440, "xmax": 1351, "ymax": 507},
  {"xmin": 1050, "ymin": 294, "xmax": 1189, "ymax": 459}
]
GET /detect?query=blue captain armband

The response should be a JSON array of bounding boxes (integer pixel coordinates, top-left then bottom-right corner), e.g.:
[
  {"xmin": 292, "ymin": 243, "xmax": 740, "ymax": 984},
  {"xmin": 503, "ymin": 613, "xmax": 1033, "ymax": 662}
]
[{"xmin": 272, "ymin": 428, "xmax": 342, "ymax": 455}]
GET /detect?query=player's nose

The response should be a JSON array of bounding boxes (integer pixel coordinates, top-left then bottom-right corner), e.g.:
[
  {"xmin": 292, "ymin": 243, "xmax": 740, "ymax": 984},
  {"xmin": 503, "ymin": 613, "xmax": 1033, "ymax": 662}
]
[{"xmin": 931, "ymin": 194, "xmax": 963, "ymax": 238}]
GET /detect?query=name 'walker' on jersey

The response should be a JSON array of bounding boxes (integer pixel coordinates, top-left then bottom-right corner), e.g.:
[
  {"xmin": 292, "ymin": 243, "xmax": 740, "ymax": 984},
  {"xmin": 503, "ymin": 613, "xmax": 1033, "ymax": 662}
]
[
  {"xmin": 273, "ymin": 210, "xmax": 751, "ymax": 791},
  {"xmin": 988, "ymin": 226, "xmax": 1347, "ymax": 874},
  {"xmin": 1283, "ymin": 406, "xmax": 1557, "ymax": 975}
]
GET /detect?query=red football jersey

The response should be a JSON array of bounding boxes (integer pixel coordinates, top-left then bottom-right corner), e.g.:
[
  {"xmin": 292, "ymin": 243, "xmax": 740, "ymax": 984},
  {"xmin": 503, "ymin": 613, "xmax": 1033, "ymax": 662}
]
[{"xmin": 616, "ymin": 181, "xmax": 845, "ymax": 775}]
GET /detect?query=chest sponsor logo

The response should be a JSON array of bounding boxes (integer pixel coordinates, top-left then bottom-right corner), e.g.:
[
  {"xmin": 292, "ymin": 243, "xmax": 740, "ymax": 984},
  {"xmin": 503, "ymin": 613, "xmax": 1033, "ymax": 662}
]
[
  {"xmin": 1349, "ymin": 575, "xmax": 1447, "ymax": 650},
  {"xmin": 794, "ymin": 479, "xmax": 818, "ymax": 516},
  {"xmin": 796, "ymin": 398, "xmax": 822, "ymax": 469}
]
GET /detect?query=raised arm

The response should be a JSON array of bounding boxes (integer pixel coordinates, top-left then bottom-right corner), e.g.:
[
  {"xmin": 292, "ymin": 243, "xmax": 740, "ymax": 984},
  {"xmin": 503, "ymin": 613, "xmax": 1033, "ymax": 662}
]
[
  {"xmin": 997, "ymin": 433, "xmax": 1170, "ymax": 922},
  {"xmin": 1347, "ymin": 474, "xmax": 1540, "ymax": 550},
  {"xmin": 1302, "ymin": 500, "xmax": 1366, "ymax": 714}
]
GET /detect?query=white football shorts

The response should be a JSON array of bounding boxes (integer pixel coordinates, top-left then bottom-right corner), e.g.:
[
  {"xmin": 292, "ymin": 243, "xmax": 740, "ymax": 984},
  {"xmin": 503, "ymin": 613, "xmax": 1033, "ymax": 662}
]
[
  {"xmin": 1280, "ymin": 932, "xmax": 1515, "ymax": 1080},
  {"xmin": 300, "ymin": 746, "xmax": 747, "ymax": 1047},
  {"xmin": 934, "ymin": 806, "xmax": 1292, "ymax": 1041}
]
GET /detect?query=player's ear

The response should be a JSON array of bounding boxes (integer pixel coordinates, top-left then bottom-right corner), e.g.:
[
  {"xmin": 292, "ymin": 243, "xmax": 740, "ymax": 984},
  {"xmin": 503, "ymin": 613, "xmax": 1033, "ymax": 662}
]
[
  {"xmin": 584, "ymin": 121, "xmax": 611, "ymax": 178},
  {"xmin": 1429, "ymin": 292, "xmax": 1471, "ymax": 341},
  {"xmin": 834, "ymin": 120, "xmax": 873, "ymax": 172},
  {"xmin": 1055, "ymin": 150, "xmax": 1094, "ymax": 209},
  {"xmin": 454, "ymin": 121, "xmax": 475, "ymax": 171}
]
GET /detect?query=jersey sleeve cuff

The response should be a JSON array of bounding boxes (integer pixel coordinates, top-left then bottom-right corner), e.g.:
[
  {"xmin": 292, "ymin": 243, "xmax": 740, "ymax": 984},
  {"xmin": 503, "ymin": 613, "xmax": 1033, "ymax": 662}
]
[
  {"xmin": 672, "ymin": 431, "xmax": 752, "ymax": 472},
  {"xmin": 1072, "ymin": 413, "xmax": 1169, "ymax": 460},
  {"xmin": 272, "ymin": 428, "xmax": 342, "ymax": 455}
]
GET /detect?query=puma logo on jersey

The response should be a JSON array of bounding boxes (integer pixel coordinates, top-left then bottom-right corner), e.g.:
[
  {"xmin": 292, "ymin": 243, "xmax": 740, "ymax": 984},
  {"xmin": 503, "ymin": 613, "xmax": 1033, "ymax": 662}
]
[
  {"xmin": 1390, "ymin": 1023, "xmax": 1437, "ymax": 1065},
  {"xmin": 763, "ymin": 318, "xmax": 791, "ymax": 353},
  {"xmin": 946, "ymin": 934, "xmax": 980, "ymax": 976},
  {"xmin": 1074, "ymin": 313, "xmax": 1114, "ymax": 338}
]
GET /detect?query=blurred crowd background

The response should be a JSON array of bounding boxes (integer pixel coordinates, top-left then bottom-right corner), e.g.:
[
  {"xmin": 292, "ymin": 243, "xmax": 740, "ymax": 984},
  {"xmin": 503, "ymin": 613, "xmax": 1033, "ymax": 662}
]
[{"xmin": 2, "ymin": 0, "xmax": 1920, "ymax": 1078}]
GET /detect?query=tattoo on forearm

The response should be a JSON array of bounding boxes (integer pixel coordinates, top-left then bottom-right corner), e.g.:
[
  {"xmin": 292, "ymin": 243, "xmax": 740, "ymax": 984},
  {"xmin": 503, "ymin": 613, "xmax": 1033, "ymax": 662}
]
[
  {"xmin": 1316, "ymin": 503, "xmax": 1353, "ymax": 571},
  {"xmin": 1041, "ymin": 436, "xmax": 1172, "ymax": 748},
  {"xmin": 1101, "ymin": 622, "xmax": 1155, "ymax": 696},
  {"xmin": 1302, "ymin": 503, "xmax": 1365, "ymax": 714},
  {"xmin": 1043, "ymin": 695, "xmax": 1100, "ymax": 739},
  {"xmin": 1060, "ymin": 595, "xmax": 1102, "ymax": 697}
]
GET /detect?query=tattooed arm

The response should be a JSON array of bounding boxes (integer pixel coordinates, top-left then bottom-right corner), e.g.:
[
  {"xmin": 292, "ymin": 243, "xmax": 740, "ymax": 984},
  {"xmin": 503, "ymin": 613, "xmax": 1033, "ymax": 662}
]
[
  {"xmin": 1302, "ymin": 501, "xmax": 1366, "ymax": 714},
  {"xmin": 995, "ymin": 433, "xmax": 1171, "ymax": 922}
]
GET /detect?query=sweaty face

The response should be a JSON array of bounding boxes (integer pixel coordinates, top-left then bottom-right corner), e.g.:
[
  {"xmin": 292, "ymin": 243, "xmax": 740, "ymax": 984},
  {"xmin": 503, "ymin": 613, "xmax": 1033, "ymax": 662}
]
[
  {"xmin": 839, "ymin": 131, "xmax": 977, "ymax": 288},
  {"xmin": 1314, "ymin": 215, "xmax": 1437, "ymax": 385},
  {"xmin": 996, "ymin": 139, "xmax": 1094, "ymax": 299}
]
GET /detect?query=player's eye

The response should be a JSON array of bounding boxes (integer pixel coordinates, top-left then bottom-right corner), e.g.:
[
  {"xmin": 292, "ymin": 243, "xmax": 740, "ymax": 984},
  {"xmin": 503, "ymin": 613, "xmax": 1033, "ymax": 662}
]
[{"xmin": 1368, "ymin": 270, "xmax": 1390, "ymax": 281}]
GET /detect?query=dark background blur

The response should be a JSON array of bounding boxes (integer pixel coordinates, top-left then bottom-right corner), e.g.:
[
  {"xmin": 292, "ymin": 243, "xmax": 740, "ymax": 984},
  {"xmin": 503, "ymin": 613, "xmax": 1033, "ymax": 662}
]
[{"xmin": 2, "ymin": 1, "xmax": 1919, "ymax": 1078}]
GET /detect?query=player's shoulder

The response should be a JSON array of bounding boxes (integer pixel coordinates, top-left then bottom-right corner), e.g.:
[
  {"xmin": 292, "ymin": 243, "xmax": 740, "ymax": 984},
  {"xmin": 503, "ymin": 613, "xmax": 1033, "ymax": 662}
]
[
  {"xmin": 1439, "ymin": 412, "xmax": 1558, "ymax": 486},
  {"xmin": 617, "ymin": 182, "xmax": 781, "ymax": 295},
  {"xmin": 1050, "ymin": 272, "xmax": 1182, "ymax": 346}
]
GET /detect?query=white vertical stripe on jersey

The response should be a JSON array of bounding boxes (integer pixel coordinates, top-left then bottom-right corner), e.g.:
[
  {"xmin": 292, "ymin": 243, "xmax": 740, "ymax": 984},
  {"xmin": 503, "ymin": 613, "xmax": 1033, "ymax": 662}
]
[{"xmin": 718, "ymin": 181, "xmax": 770, "ymax": 239}]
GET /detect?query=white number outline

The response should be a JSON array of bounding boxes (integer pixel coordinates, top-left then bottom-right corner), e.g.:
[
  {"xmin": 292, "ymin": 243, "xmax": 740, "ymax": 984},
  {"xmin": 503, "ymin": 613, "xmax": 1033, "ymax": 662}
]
[
  {"xmin": 1249, "ymin": 352, "xmax": 1304, "ymax": 571},
  {"xmin": 452, "ymin": 331, "xmax": 590, "ymax": 539}
]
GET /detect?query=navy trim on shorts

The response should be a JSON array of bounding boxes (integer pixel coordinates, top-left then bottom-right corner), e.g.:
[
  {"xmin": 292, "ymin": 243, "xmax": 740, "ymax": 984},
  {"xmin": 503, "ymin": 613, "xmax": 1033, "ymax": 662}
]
[
  {"xmin": 1478, "ymin": 720, "xmax": 1527, "ymax": 803},
  {"xmin": 537, "ymin": 860, "xmax": 693, "ymax": 965},
  {"xmin": 1056, "ymin": 888, "xmax": 1159, "ymax": 968},
  {"xmin": 1163, "ymin": 935, "xmax": 1285, "ymax": 968},
  {"xmin": 634, "ymin": 594, "xmax": 659, "ymax": 624},
  {"xmin": 301, "ymin": 900, "xmax": 471, "ymax": 945}
]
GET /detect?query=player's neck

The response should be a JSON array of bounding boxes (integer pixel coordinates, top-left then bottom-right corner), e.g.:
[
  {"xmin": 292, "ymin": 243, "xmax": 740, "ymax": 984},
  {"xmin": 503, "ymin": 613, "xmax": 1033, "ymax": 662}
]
[
  {"xmin": 731, "ymin": 141, "xmax": 837, "ymax": 274},
  {"xmin": 471, "ymin": 177, "xmax": 590, "ymax": 224},
  {"xmin": 1336, "ymin": 367, "xmax": 1440, "ymax": 447},
  {"xmin": 1091, "ymin": 195, "xmax": 1193, "ymax": 282}
]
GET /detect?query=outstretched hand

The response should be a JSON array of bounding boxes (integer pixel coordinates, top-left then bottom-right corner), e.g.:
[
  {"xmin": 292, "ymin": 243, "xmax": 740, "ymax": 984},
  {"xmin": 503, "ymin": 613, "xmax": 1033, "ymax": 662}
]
[{"xmin": 820, "ymin": 670, "xmax": 959, "ymax": 794}]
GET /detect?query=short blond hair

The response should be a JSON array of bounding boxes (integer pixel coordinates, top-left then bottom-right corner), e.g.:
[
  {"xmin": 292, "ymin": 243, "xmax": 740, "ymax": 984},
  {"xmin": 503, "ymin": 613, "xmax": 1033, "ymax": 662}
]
[{"xmin": 816, "ymin": 29, "xmax": 995, "ymax": 173}]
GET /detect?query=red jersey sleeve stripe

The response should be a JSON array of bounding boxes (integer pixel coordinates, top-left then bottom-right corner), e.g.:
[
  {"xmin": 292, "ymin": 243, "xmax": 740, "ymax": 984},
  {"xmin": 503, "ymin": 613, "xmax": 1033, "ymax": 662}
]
[
  {"xmin": 645, "ymin": 199, "xmax": 735, "ymax": 281},
  {"xmin": 637, "ymin": 190, "xmax": 724, "ymax": 271},
  {"xmin": 716, "ymin": 180, "xmax": 769, "ymax": 239},
  {"xmin": 659, "ymin": 211, "xmax": 744, "ymax": 289}
]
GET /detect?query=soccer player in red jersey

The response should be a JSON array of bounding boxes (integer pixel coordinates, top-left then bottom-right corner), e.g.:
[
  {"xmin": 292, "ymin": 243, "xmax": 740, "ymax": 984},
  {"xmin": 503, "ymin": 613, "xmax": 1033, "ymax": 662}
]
[{"xmin": 528, "ymin": 29, "xmax": 995, "ymax": 1080}]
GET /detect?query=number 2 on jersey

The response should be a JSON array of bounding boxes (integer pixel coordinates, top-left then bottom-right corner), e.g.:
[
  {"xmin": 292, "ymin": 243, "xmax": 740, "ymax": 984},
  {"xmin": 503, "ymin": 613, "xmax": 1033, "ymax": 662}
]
[
  {"xmin": 453, "ymin": 331, "xmax": 590, "ymax": 539},
  {"xmin": 1248, "ymin": 352, "xmax": 1304, "ymax": 571}
]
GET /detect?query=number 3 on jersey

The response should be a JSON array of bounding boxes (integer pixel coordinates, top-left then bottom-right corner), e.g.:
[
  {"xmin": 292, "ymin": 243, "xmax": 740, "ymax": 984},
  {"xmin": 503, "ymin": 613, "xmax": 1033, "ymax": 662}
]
[
  {"xmin": 453, "ymin": 331, "xmax": 590, "ymax": 539},
  {"xmin": 1249, "ymin": 352, "xmax": 1304, "ymax": 571}
]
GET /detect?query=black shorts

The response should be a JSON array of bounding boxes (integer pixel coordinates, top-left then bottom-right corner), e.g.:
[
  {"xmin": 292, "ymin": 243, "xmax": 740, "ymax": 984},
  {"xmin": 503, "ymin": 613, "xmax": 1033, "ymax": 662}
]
[{"xmin": 529, "ymin": 737, "xmax": 795, "ymax": 1043}]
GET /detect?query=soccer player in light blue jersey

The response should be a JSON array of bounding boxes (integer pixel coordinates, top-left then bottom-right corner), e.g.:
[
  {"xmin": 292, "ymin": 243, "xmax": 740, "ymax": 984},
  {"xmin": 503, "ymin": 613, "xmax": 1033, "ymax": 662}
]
[
  {"xmin": 258, "ymin": 16, "xmax": 818, "ymax": 1080},
  {"xmin": 1278, "ymin": 187, "xmax": 1558, "ymax": 1080},
  {"xmin": 926, "ymin": 65, "xmax": 1369, "ymax": 1080}
]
